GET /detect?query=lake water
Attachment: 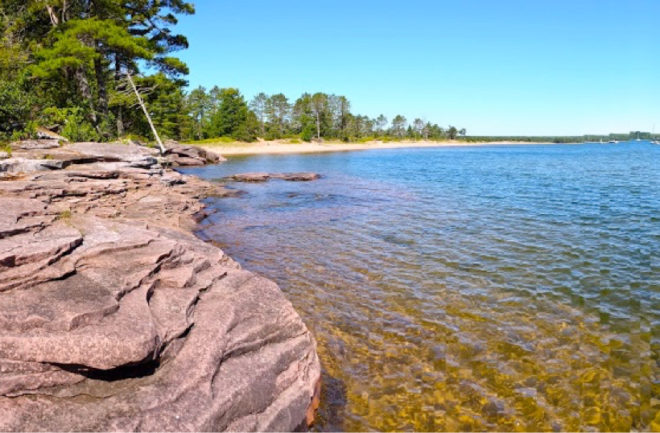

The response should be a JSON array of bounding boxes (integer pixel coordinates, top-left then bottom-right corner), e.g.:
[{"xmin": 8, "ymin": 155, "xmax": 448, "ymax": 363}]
[{"xmin": 182, "ymin": 142, "xmax": 659, "ymax": 431}]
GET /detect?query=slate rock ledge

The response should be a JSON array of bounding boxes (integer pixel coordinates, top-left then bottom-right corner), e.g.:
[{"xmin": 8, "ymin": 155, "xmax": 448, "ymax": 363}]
[{"xmin": 0, "ymin": 142, "xmax": 321, "ymax": 431}]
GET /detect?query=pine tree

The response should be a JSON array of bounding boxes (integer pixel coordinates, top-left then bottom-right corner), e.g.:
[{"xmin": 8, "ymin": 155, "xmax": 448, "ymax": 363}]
[
  {"xmin": 0, "ymin": 0, "xmax": 194, "ymax": 140},
  {"xmin": 208, "ymin": 88, "xmax": 256, "ymax": 141},
  {"xmin": 186, "ymin": 86, "xmax": 212, "ymax": 140}
]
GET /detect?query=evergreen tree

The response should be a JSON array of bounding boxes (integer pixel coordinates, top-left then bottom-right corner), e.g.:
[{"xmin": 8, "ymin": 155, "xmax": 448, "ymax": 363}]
[
  {"xmin": 0, "ymin": 0, "xmax": 194, "ymax": 140},
  {"xmin": 391, "ymin": 115, "xmax": 407, "ymax": 138},
  {"xmin": 310, "ymin": 92, "xmax": 328, "ymax": 140},
  {"xmin": 264, "ymin": 93, "xmax": 290, "ymax": 139},
  {"xmin": 249, "ymin": 92, "xmax": 268, "ymax": 137},
  {"xmin": 208, "ymin": 88, "xmax": 256, "ymax": 141},
  {"xmin": 186, "ymin": 86, "xmax": 212, "ymax": 140},
  {"xmin": 375, "ymin": 114, "xmax": 388, "ymax": 136},
  {"xmin": 292, "ymin": 93, "xmax": 315, "ymax": 141}
]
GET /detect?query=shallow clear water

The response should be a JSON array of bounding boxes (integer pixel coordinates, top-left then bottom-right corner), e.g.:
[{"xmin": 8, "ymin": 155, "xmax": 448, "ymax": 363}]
[{"xmin": 182, "ymin": 142, "xmax": 659, "ymax": 431}]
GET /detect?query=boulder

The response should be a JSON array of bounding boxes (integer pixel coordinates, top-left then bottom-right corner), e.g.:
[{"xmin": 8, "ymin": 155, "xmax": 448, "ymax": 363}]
[
  {"xmin": 0, "ymin": 153, "xmax": 321, "ymax": 431},
  {"xmin": 167, "ymin": 155, "xmax": 206, "ymax": 167},
  {"xmin": 165, "ymin": 145, "xmax": 225, "ymax": 166}
]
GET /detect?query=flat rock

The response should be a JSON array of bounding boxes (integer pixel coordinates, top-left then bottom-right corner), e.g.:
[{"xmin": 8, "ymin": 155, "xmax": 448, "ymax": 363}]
[
  {"xmin": 10, "ymin": 139, "xmax": 60, "ymax": 150},
  {"xmin": 0, "ymin": 147, "xmax": 321, "ymax": 431},
  {"xmin": 2, "ymin": 142, "xmax": 161, "ymax": 178},
  {"xmin": 226, "ymin": 172, "xmax": 321, "ymax": 182},
  {"xmin": 228, "ymin": 172, "xmax": 271, "ymax": 182},
  {"xmin": 0, "ymin": 157, "xmax": 68, "ymax": 175},
  {"xmin": 66, "ymin": 142, "xmax": 158, "ymax": 161}
]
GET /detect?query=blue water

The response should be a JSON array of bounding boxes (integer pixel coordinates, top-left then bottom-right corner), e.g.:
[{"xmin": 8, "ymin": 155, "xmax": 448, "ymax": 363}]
[{"xmin": 183, "ymin": 142, "xmax": 659, "ymax": 431}]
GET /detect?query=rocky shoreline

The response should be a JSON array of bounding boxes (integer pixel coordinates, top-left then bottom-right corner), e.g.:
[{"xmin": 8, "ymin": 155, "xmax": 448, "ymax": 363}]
[{"xmin": 0, "ymin": 141, "xmax": 321, "ymax": 431}]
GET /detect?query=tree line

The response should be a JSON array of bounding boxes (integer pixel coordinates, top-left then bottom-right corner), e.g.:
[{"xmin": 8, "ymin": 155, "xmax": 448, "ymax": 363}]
[
  {"xmin": 0, "ymin": 1, "xmax": 465, "ymax": 144},
  {"xmin": 465, "ymin": 132, "xmax": 660, "ymax": 144},
  {"xmin": 187, "ymin": 88, "xmax": 467, "ymax": 142}
]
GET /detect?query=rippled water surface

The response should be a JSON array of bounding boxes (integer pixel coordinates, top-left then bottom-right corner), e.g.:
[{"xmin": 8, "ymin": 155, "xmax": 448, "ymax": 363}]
[{"xmin": 183, "ymin": 142, "xmax": 659, "ymax": 431}]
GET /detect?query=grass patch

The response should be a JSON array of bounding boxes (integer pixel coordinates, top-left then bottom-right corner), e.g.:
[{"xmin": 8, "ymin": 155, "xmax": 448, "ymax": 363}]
[
  {"xmin": 0, "ymin": 142, "xmax": 12, "ymax": 156},
  {"xmin": 185, "ymin": 136, "xmax": 243, "ymax": 145},
  {"xmin": 56, "ymin": 209, "xmax": 72, "ymax": 221},
  {"xmin": 185, "ymin": 140, "xmax": 253, "ymax": 148},
  {"xmin": 116, "ymin": 134, "xmax": 153, "ymax": 147}
]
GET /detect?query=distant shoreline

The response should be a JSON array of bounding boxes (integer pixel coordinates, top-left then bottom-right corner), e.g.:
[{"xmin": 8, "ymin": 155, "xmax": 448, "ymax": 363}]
[{"xmin": 189, "ymin": 139, "xmax": 563, "ymax": 156}]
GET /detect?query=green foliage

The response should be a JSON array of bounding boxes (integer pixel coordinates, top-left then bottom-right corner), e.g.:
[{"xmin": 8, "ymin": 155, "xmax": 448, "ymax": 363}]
[
  {"xmin": 117, "ymin": 133, "xmax": 150, "ymax": 144},
  {"xmin": 264, "ymin": 93, "xmax": 291, "ymax": 139},
  {"xmin": 0, "ymin": 26, "xmax": 34, "ymax": 137},
  {"xmin": 0, "ymin": 142, "xmax": 12, "ymax": 156},
  {"xmin": 207, "ymin": 88, "xmax": 257, "ymax": 141},
  {"xmin": 139, "ymin": 74, "xmax": 188, "ymax": 140},
  {"xmin": 185, "ymin": 136, "xmax": 237, "ymax": 144},
  {"xmin": 31, "ymin": 18, "xmax": 152, "ymax": 78},
  {"xmin": 174, "ymin": 87, "xmax": 468, "ymax": 143},
  {"xmin": 42, "ymin": 107, "xmax": 100, "ymax": 141},
  {"xmin": 0, "ymin": 0, "xmax": 193, "ymax": 141},
  {"xmin": 463, "ymin": 135, "xmax": 609, "ymax": 143},
  {"xmin": 0, "ymin": 80, "xmax": 34, "ymax": 135},
  {"xmin": 186, "ymin": 86, "xmax": 212, "ymax": 140},
  {"xmin": 391, "ymin": 115, "xmax": 407, "ymax": 137},
  {"xmin": 300, "ymin": 124, "xmax": 315, "ymax": 142}
]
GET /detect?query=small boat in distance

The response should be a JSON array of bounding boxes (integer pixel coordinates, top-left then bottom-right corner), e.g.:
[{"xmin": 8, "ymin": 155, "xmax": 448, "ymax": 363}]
[{"xmin": 608, "ymin": 140, "xmax": 618, "ymax": 144}]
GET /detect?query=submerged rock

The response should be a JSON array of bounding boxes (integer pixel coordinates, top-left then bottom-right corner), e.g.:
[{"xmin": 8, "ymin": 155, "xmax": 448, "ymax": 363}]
[
  {"xmin": 0, "ymin": 145, "xmax": 320, "ymax": 431},
  {"xmin": 228, "ymin": 172, "xmax": 271, "ymax": 182},
  {"xmin": 226, "ymin": 172, "xmax": 321, "ymax": 182},
  {"xmin": 272, "ymin": 172, "xmax": 321, "ymax": 181}
]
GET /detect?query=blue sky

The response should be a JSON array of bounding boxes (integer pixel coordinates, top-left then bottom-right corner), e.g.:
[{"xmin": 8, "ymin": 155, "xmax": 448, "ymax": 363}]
[{"xmin": 175, "ymin": 0, "xmax": 659, "ymax": 136}]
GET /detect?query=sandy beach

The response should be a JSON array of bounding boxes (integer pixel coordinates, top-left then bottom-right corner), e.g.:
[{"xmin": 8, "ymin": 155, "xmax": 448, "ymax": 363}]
[{"xmin": 190, "ymin": 139, "xmax": 557, "ymax": 156}]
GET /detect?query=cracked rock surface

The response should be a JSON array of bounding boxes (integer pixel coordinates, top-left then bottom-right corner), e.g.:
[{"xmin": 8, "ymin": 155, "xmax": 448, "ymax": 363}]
[{"xmin": 0, "ymin": 142, "xmax": 321, "ymax": 431}]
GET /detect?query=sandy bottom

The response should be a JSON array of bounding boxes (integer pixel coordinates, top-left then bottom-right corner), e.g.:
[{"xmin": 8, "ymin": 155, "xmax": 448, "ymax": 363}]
[{"xmin": 194, "ymin": 140, "xmax": 556, "ymax": 156}]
